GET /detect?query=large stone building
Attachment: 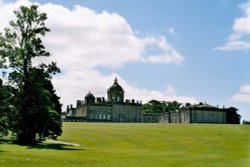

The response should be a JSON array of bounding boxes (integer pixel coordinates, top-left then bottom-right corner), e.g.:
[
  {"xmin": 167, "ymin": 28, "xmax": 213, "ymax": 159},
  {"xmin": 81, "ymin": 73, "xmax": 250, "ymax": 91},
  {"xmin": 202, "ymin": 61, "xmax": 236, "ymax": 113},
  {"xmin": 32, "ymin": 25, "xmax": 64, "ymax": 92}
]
[
  {"xmin": 65, "ymin": 78, "xmax": 240, "ymax": 124},
  {"xmin": 65, "ymin": 78, "xmax": 142, "ymax": 122}
]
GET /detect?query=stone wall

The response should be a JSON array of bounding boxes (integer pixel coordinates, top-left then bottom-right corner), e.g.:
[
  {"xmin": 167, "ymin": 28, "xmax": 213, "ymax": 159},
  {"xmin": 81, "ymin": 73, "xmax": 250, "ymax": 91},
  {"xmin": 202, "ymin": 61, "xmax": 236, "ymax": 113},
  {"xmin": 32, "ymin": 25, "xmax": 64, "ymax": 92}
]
[
  {"xmin": 76, "ymin": 106, "xmax": 87, "ymax": 117},
  {"xmin": 112, "ymin": 104, "xmax": 141, "ymax": 122},
  {"xmin": 78, "ymin": 103, "xmax": 142, "ymax": 122},
  {"xmin": 87, "ymin": 105, "xmax": 113, "ymax": 122},
  {"xmin": 191, "ymin": 110, "xmax": 226, "ymax": 123}
]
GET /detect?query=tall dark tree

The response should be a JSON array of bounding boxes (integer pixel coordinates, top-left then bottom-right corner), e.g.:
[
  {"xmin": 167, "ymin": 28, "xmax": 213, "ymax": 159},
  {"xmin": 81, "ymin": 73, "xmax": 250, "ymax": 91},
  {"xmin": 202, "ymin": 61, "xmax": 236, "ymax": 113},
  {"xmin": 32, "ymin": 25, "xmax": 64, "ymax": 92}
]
[
  {"xmin": 226, "ymin": 107, "xmax": 241, "ymax": 124},
  {"xmin": 0, "ymin": 79, "xmax": 14, "ymax": 136},
  {"xmin": 0, "ymin": 80, "xmax": 8, "ymax": 136},
  {"xmin": 43, "ymin": 77, "xmax": 62, "ymax": 140},
  {"xmin": 0, "ymin": 5, "xmax": 62, "ymax": 144}
]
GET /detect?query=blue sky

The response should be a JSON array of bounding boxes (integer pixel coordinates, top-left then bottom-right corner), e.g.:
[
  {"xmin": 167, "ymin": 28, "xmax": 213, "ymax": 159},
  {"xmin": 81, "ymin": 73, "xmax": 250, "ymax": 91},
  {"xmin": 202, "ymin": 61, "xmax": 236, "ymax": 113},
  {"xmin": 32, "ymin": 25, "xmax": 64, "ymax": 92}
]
[{"xmin": 1, "ymin": 0, "xmax": 250, "ymax": 120}]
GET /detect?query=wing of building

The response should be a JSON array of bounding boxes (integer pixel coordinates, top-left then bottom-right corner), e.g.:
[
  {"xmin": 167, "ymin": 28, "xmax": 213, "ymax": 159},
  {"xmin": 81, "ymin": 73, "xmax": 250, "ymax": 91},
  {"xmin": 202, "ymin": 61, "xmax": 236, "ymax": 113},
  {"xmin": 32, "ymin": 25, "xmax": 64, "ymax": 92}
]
[{"xmin": 143, "ymin": 103, "xmax": 240, "ymax": 124}]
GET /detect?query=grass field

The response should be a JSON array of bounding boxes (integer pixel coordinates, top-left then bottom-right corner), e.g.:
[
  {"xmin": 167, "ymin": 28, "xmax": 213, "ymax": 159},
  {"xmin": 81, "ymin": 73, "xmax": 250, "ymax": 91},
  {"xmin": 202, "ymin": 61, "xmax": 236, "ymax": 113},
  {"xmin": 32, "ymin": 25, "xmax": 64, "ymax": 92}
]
[{"xmin": 0, "ymin": 123, "xmax": 249, "ymax": 167}]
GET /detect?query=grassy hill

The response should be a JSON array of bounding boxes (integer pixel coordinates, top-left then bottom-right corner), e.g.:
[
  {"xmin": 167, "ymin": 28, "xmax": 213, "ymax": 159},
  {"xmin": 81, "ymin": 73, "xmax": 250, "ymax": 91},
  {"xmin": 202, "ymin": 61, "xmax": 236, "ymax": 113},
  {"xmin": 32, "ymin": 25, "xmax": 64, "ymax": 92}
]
[{"xmin": 0, "ymin": 123, "xmax": 249, "ymax": 167}]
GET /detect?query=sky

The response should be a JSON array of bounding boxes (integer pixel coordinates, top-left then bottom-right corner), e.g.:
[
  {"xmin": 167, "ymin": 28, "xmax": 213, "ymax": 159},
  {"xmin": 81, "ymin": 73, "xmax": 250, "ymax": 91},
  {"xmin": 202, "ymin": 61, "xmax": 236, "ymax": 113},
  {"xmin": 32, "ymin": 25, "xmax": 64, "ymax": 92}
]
[{"xmin": 1, "ymin": 0, "xmax": 250, "ymax": 121}]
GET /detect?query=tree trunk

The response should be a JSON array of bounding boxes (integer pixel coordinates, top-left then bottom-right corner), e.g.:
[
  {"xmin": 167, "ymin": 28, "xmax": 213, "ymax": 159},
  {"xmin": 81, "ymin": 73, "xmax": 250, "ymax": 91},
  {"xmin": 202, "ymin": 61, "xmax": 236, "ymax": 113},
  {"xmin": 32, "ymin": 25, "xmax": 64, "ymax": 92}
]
[{"xmin": 16, "ymin": 129, "xmax": 36, "ymax": 144}]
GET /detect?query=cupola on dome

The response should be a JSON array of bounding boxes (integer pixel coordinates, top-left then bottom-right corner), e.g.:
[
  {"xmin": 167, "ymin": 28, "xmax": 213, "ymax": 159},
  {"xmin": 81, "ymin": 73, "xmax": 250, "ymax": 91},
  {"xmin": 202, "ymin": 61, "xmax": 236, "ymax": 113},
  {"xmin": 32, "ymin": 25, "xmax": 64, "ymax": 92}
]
[{"xmin": 107, "ymin": 77, "xmax": 124, "ymax": 103}]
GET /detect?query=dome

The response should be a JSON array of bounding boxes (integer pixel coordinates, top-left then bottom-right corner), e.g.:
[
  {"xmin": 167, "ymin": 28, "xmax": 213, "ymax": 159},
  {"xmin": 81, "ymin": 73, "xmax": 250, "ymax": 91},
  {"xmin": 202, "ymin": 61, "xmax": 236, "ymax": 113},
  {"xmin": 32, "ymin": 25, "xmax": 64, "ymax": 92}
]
[
  {"xmin": 85, "ymin": 91, "xmax": 95, "ymax": 105},
  {"xmin": 108, "ymin": 77, "xmax": 124, "ymax": 92},
  {"xmin": 107, "ymin": 77, "xmax": 124, "ymax": 103},
  {"xmin": 85, "ymin": 91, "xmax": 95, "ymax": 99}
]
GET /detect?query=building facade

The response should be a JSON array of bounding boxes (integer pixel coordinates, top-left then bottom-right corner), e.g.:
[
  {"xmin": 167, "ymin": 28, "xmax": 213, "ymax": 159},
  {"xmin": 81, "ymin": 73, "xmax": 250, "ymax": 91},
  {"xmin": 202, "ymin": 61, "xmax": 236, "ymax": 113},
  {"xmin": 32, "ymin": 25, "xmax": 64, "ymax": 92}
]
[
  {"xmin": 64, "ymin": 79, "xmax": 240, "ymax": 124},
  {"xmin": 167, "ymin": 103, "xmax": 227, "ymax": 123},
  {"xmin": 141, "ymin": 103, "xmax": 233, "ymax": 124},
  {"xmin": 65, "ymin": 78, "xmax": 142, "ymax": 122}
]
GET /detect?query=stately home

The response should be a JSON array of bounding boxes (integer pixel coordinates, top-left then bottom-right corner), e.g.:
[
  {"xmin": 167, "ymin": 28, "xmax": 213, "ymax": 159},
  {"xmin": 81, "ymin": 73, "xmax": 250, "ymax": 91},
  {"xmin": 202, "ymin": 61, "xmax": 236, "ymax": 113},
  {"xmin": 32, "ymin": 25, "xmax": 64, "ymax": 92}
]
[
  {"xmin": 65, "ymin": 78, "xmax": 142, "ymax": 122},
  {"xmin": 65, "ymin": 78, "xmax": 240, "ymax": 124}
]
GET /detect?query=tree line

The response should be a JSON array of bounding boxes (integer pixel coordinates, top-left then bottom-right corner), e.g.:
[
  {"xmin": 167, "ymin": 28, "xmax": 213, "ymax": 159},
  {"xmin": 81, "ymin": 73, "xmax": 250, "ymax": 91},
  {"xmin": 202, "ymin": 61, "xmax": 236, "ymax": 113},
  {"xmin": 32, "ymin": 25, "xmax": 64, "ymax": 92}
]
[{"xmin": 0, "ymin": 5, "xmax": 62, "ymax": 144}]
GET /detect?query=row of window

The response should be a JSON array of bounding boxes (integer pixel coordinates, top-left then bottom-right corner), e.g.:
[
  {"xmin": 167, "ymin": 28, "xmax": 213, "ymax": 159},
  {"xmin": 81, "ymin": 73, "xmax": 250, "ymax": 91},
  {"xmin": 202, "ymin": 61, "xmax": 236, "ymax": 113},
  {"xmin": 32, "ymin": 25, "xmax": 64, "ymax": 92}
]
[
  {"xmin": 90, "ymin": 114, "xmax": 111, "ymax": 120},
  {"xmin": 193, "ymin": 115, "xmax": 226, "ymax": 123}
]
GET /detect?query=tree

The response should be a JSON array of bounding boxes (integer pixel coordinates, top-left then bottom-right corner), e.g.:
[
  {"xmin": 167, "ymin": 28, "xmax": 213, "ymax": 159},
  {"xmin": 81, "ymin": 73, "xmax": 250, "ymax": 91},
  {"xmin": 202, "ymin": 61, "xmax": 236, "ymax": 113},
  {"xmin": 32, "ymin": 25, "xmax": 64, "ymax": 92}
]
[
  {"xmin": 0, "ymin": 5, "xmax": 62, "ymax": 144},
  {"xmin": 142, "ymin": 100, "xmax": 182, "ymax": 114},
  {"xmin": 0, "ymin": 79, "xmax": 14, "ymax": 136},
  {"xmin": 164, "ymin": 101, "xmax": 182, "ymax": 112},
  {"xmin": 226, "ymin": 107, "xmax": 241, "ymax": 124},
  {"xmin": 43, "ymin": 78, "xmax": 62, "ymax": 140},
  {"xmin": 0, "ymin": 80, "xmax": 8, "ymax": 136},
  {"xmin": 142, "ymin": 100, "xmax": 163, "ymax": 114}
]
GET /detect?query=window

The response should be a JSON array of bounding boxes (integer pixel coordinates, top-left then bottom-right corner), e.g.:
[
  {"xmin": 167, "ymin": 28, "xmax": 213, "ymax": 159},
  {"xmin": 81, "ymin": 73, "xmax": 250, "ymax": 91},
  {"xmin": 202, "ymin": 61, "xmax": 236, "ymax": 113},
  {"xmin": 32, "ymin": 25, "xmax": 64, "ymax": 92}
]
[{"xmin": 90, "ymin": 114, "xmax": 93, "ymax": 119}]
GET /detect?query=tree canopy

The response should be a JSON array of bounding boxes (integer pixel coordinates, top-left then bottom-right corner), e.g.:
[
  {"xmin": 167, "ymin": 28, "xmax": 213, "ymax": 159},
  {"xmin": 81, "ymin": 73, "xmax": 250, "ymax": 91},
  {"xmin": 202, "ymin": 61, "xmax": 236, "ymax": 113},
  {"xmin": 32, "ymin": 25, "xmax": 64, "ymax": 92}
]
[
  {"xmin": 0, "ymin": 5, "xmax": 62, "ymax": 144},
  {"xmin": 142, "ymin": 100, "xmax": 182, "ymax": 114}
]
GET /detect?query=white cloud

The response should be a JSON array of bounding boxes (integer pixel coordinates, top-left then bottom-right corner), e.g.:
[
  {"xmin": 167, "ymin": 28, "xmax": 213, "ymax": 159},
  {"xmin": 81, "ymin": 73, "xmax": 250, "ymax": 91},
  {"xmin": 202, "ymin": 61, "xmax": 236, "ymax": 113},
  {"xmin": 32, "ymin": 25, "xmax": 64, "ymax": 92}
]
[
  {"xmin": 231, "ymin": 84, "xmax": 250, "ymax": 103},
  {"xmin": 0, "ymin": 0, "xmax": 196, "ymax": 109},
  {"xmin": 34, "ymin": 2, "xmax": 184, "ymax": 69},
  {"xmin": 164, "ymin": 84, "xmax": 177, "ymax": 95},
  {"xmin": 121, "ymin": 81, "xmax": 197, "ymax": 103},
  {"xmin": 240, "ymin": 84, "xmax": 250, "ymax": 94},
  {"xmin": 52, "ymin": 67, "xmax": 199, "ymax": 108},
  {"xmin": 0, "ymin": 0, "xmax": 33, "ymax": 32},
  {"xmin": 231, "ymin": 94, "xmax": 250, "ymax": 103},
  {"xmin": 142, "ymin": 36, "xmax": 184, "ymax": 64},
  {"xmin": 168, "ymin": 27, "xmax": 176, "ymax": 35},
  {"xmin": 216, "ymin": 2, "xmax": 250, "ymax": 51},
  {"xmin": 53, "ymin": 70, "xmax": 199, "ymax": 107},
  {"xmin": 167, "ymin": 27, "xmax": 179, "ymax": 37},
  {"xmin": 215, "ymin": 40, "xmax": 250, "ymax": 51},
  {"xmin": 40, "ymin": 3, "xmax": 144, "ymax": 69},
  {"xmin": 1, "ymin": 0, "xmax": 184, "ymax": 69}
]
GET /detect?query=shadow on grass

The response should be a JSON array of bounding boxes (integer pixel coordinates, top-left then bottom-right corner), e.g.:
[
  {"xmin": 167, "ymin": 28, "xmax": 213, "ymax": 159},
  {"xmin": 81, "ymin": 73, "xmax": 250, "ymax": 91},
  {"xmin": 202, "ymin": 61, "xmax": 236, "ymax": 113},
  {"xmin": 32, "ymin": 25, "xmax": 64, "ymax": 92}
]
[
  {"xmin": 1, "ymin": 138, "xmax": 84, "ymax": 151},
  {"xmin": 26, "ymin": 143, "xmax": 85, "ymax": 151}
]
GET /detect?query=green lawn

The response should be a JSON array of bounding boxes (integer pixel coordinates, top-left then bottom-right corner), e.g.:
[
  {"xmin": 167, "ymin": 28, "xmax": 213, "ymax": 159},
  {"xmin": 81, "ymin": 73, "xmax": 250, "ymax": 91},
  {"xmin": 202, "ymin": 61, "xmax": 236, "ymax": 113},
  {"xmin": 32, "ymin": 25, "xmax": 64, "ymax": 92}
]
[{"xmin": 0, "ymin": 123, "xmax": 249, "ymax": 167}]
